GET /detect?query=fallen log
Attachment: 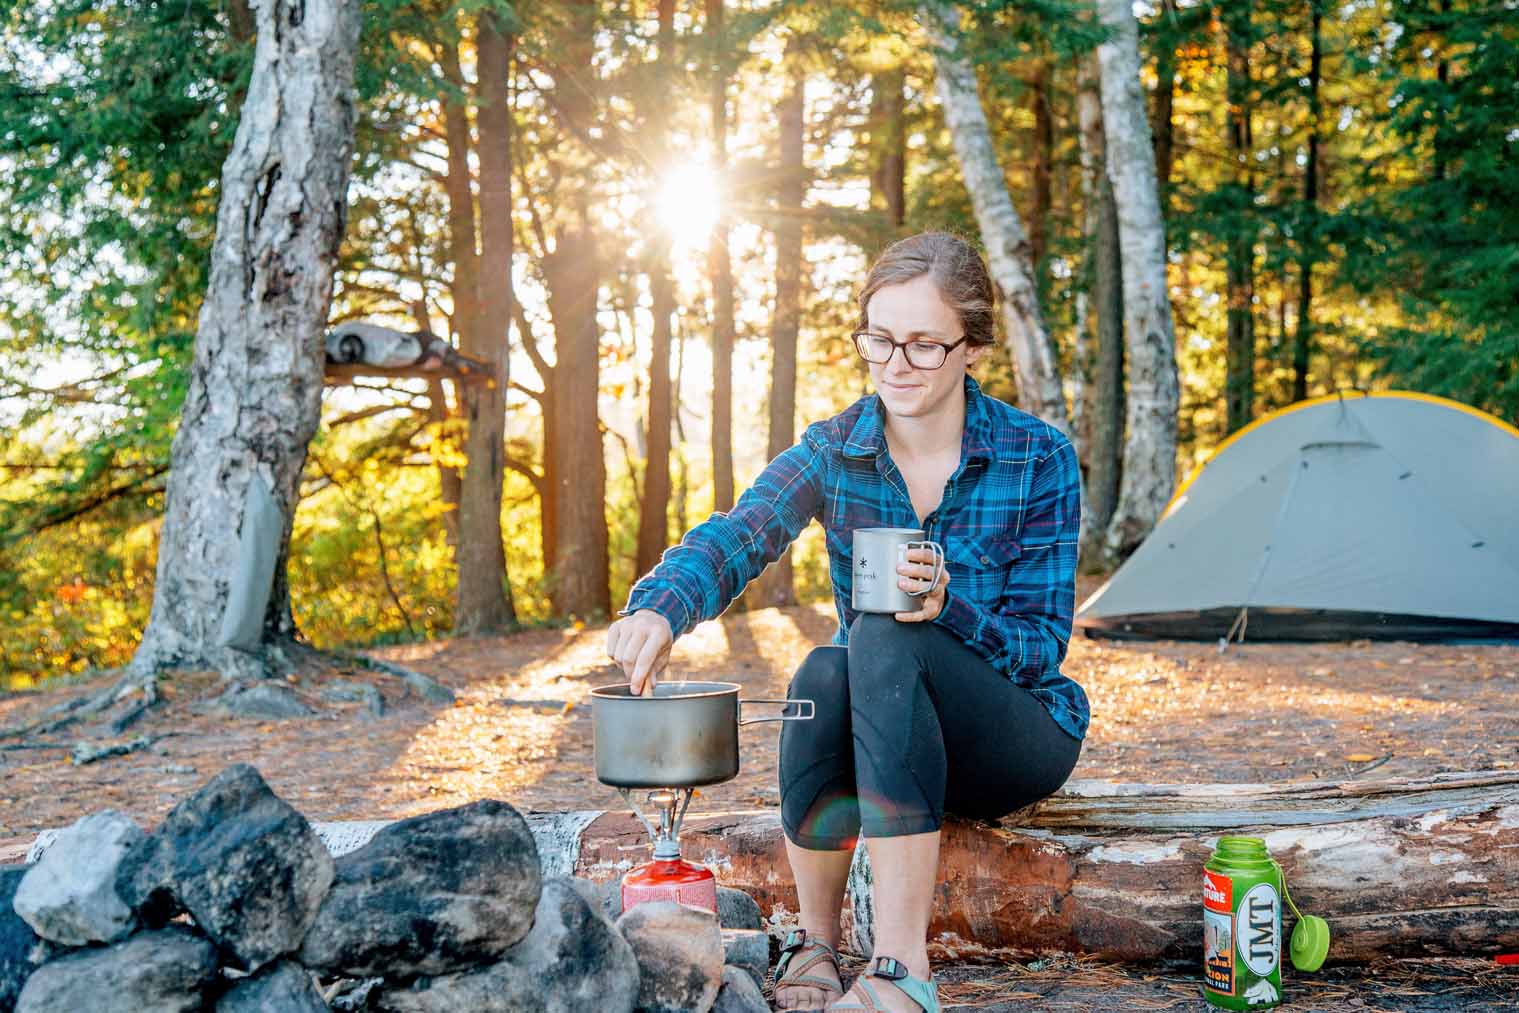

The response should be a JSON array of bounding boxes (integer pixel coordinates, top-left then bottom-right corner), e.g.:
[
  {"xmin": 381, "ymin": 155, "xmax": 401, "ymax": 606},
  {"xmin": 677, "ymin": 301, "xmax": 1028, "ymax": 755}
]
[
  {"xmin": 9, "ymin": 772, "xmax": 1516, "ymax": 962},
  {"xmin": 571, "ymin": 772, "xmax": 1519, "ymax": 963}
]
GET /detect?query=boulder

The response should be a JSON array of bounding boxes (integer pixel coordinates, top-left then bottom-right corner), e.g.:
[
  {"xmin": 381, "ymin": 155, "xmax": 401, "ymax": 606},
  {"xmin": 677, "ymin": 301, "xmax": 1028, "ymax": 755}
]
[
  {"xmin": 13, "ymin": 810, "xmax": 145, "ymax": 945},
  {"xmin": 299, "ymin": 799, "xmax": 540, "ymax": 979},
  {"xmin": 15, "ymin": 926, "xmax": 218, "ymax": 1013},
  {"xmin": 712, "ymin": 965, "xmax": 769, "ymax": 1013},
  {"xmin": 206, "ymin": 683, "xmax": 316, "ymax": 720},
  {"xmin": 376, "ymin": 877, "xmax": 638, "ymax": 1013},
  {"xmin": 120, "ymin": 764, "xmax": 334, "ymax": 970},
  {"xmin": 716, "ymin": 887, "xmax": 762, "ymax": 932},
  {"xmin": 216, "ymin": 960, "xmax": 327, "ymax": 1013},
  {"xmin": 1, "ymin": 866, "xmax": 42, "ymax": 1012},
  {"xmin": 616, "ymin": 901, "xmax": 724, "ymax": 1013},
  {"xmin": 720, "ymin": 928, "xmax": 768, "ymax": 993}
]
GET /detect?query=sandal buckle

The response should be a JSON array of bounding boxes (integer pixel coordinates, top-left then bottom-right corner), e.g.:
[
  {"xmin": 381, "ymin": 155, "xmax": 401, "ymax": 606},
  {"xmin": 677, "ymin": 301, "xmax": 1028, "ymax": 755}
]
[{"xmin": 871, "ymin": 956, "xmax": 908, "ymax": 981}]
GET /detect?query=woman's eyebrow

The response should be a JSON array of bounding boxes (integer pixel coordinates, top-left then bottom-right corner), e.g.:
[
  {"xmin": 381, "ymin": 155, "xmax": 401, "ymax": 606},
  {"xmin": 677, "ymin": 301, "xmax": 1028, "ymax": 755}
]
[{"xmin": 868, "ymin": 325, "xmax": 951, "ymax": 340}]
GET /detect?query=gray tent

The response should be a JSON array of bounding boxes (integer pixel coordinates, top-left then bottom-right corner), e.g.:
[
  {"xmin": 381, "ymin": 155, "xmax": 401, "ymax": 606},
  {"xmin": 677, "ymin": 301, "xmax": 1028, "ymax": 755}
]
[{"xmin": 1077, "ymin": 392, "xmax": 1519, "ymax": 641}]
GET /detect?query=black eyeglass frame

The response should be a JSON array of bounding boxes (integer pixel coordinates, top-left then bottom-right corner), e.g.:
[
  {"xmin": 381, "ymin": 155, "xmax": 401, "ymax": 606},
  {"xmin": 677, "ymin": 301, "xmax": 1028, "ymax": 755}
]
[{"xmin": 851, "ymin": 329, "xmax": 970, "ymax": 370}]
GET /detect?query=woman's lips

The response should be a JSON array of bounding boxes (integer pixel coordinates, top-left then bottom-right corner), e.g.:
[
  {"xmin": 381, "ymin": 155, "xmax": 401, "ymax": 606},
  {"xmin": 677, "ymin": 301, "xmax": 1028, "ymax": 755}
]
[{"xmin": 884, "ymin": 380, "xmax": 920, "ymax": 391}]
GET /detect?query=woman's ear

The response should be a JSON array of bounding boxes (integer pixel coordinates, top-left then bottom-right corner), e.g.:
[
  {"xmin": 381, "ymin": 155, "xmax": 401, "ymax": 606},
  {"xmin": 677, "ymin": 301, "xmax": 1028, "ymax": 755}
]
[{"xmin": 965, "ymin": 341, "xmax": 990, "ymax": 370}]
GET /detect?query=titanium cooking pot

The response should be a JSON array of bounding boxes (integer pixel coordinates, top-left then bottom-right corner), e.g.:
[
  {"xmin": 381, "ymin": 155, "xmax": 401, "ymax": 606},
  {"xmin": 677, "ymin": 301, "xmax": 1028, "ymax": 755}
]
[{"xmin": 591, "ymin": 681, "xmax": 814, "ymax": 788}]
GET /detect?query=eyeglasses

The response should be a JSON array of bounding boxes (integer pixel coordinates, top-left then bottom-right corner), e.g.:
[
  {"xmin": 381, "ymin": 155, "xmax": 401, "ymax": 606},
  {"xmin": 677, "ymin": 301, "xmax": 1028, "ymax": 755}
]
[{"xmin": 851, "ymin": 329, "xmax": 969, "ymax": 370}]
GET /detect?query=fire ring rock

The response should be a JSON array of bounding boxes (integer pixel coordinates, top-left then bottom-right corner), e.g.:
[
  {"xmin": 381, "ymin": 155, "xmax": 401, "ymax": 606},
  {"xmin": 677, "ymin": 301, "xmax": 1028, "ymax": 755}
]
[
  {"xmin": 299, "ymin": 799, "xmax": 541, "ymax": 979},
  {"xmin": 375, "ymin": 877, "xmax": 638, "ymax": 1013},
  {"xmin": 15, "ymin": 926, "xmax": 218, "ymax": 1013},
  {"xmin": 118, "ymin": 764, "xmax": 334, "ymax": 971},
  {"xmin": 13, "ymin": 810, "xmax": 146, "ymax": 946},
  {"xmin": 616, "ymin": 901, "xmax": 725, "ymax": 1013}
]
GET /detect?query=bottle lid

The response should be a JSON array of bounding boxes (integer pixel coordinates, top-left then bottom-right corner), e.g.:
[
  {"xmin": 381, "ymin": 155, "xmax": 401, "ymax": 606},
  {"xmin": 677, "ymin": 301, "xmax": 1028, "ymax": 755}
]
[{"xmin": 1290, "ymin": 914, "xmax": 1331, "ymax": 972}]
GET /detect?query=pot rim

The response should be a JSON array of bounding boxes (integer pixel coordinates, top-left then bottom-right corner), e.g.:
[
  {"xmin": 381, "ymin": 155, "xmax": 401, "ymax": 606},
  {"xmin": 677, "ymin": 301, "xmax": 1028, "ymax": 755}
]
[{"xmin": 590, "ymin": 681, "xmax": 741, "ymax": 700}]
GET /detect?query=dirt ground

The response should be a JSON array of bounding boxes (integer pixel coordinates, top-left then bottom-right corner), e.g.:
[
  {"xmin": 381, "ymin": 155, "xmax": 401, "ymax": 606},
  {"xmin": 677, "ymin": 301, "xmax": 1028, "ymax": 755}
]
[{"xmin": 2, "ymin": 594, "xmax": 1517, "ymax": 1009}]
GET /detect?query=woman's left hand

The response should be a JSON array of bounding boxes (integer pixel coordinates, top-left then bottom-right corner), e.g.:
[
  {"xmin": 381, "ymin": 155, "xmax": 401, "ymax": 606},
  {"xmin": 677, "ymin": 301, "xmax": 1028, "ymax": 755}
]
[{"xmin": 894, "ymin": 546, "xmax": 949, "ymax": 623}]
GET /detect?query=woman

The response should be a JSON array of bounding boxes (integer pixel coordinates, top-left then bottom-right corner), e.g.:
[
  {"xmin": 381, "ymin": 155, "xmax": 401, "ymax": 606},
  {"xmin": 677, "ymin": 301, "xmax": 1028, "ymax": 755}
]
[{"xmin": 606, "ymin": 232, "xmax": 1086, "ymax": 1013}]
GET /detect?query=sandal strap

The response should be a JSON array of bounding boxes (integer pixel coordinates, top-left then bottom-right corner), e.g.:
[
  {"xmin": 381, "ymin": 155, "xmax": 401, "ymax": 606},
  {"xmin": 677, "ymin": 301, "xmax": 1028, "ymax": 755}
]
[
  {"xmin": 858, "ymin": 956, "xmax": 940, "ymax": 1013},
  {"xmin": 774, "ymin": 928, "xmax": 843, "ymax": 995}
]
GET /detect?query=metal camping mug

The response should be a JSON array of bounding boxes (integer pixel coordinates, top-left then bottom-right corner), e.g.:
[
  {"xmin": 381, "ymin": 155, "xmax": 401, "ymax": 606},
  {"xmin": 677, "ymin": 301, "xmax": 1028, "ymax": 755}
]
[{"xmin": 851, "ymin": 527, "xmax": 946, "ymax": 614}]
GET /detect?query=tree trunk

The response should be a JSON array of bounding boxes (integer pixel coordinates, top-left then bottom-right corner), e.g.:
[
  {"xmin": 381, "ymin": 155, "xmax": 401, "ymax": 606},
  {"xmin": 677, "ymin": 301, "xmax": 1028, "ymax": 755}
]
[
  {"xmin": 132, "ymin": 0, "xmax": 362, "ymax": 680},
  {"xmin": 1224, "ymin": 7, "xmax": 1256, "ymax": 434},
  {"xmin": 921, "ymin": 2, "xmax": 1069, "ymax": 432},
  {"xmin": 1029, "ymin": 59, "xmax": 1053, "ymax": 273},
  {"xmin": 635, "ymin": 0, "xmax": 678, "ymax": 579},
  {"xmin": 443, "ymin": 33, "xmax": 512, "ymax": 634},
  {"xmin": 564, "ymin": 771, "xmax": 1519, "ymax": 962},
  {"xmin": 427, "ymin": 377, "xmax": 461, "ymax": 549},
  {"xmin": 1095, "ymin": 0, "xmax": 1180, "ymax": 562},
  {"xmin": 1292, "ymin": 0, "xmax": 1322, "ymax": 404},
  {"xmin": 544, "ymin": 224, "xmax": 611, "ymax": 619},
  {"xmin": 1152, "ymin": 0, "xmax": 1178, "ymax": 203},
  {"xmin": 748, "ymin": 46, "xmax": 805, "ymax": 610},
  {"xmin": 1076, "ymin": 55, "xmax": 1125, "ymax": 567},
  {"xmin": 708, "ymin": 0, "xmax": 735, "ymax": 516},
  {"xmin": 869, "ymin": 67, "xmax": 907, "ymax": 228}
]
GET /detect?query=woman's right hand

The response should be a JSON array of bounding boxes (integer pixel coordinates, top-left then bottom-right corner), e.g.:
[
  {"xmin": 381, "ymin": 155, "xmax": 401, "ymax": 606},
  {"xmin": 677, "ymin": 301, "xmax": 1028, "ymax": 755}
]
[{"xmin": 606, "ymin": 609, "xmax": 674, "ymax": 696}]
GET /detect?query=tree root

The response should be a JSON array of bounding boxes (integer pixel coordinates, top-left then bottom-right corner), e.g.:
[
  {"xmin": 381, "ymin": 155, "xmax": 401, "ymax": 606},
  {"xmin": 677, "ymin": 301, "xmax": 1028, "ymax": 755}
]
[
  {"xmin": 0, "ymin": 668, "xmax": 152, "ymax": 741},
  {"xmin": 321, "ymin": 648, "xmax": 455, "ymax": 705}
]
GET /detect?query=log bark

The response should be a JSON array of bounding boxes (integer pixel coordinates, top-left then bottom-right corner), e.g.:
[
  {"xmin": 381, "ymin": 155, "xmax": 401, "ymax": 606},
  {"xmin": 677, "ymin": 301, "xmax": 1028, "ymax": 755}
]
[
  {"xmin": 576, "ymin": 772, "xmax": 1519, "ymax": 963},
  {"xmin": 921, "ymin": 2, "xmax": 1068, "ymax": 432},
  {"xmin": 1094, "ymin": 0, "xmax": 1180, "ymax": 562},
  {"xmin": 132, "ymin": 0, "xmax": 362, "ymax": 680}
]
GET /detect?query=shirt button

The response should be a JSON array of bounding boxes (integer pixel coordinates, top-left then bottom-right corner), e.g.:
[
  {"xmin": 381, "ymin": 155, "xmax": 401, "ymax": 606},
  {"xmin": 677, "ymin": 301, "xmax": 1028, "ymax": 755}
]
[{"xmin": 980, "ymin": 555, "xmax": 991, "ymax": 565}]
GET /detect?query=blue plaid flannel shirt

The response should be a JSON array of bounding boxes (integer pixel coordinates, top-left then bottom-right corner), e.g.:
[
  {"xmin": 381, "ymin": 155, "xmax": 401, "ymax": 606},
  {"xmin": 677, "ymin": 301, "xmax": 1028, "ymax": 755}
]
[{"xmin": 623, "ymin": 375, "xmax": 1088, "ymax": 741}]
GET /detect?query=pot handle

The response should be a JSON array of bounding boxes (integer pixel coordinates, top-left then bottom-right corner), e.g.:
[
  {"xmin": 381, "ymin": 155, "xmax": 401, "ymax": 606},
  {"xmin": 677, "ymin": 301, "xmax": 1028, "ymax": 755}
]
[{"xmin": 737, "ymin": 698, "xmax": 815, "ymax": 725}]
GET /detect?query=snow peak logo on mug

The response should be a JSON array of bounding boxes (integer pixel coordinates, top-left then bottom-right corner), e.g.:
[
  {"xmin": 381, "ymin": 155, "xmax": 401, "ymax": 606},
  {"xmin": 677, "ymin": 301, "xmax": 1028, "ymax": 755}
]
[{"xmin": 851, "ymin": 527, "xmax": 945, "ymax": 614}]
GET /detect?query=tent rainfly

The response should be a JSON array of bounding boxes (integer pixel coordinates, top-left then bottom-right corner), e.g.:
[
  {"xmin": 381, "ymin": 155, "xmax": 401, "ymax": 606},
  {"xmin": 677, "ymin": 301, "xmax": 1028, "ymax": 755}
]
[{"xmin": 1076, "ymin": 391, "xmax": 1519, "ymax": 642}]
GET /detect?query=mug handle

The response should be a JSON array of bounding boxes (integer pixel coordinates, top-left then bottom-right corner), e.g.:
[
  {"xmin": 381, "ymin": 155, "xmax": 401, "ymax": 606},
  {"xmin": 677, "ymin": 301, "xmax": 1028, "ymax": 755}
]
[{"xmin": 904, "ymin": 540, "xmax": 945, "ymax": 597}]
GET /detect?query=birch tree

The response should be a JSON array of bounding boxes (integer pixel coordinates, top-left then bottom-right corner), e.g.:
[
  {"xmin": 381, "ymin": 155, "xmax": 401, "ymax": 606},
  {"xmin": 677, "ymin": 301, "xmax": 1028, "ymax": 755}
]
[
  {"xmin": 133, "ymin": 0, "xmax": 363, "ymax": 681},
  {"xmin": 920, "ymin": 2, "xmax": 1069, "ymax": 432},
  {"xmin": 1095, "ymin": 0, "xmax": 1181, "ymax": 560}
]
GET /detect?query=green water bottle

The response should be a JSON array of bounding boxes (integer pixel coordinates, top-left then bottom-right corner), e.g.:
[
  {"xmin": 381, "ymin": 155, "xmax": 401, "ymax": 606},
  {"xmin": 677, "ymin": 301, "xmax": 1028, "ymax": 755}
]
[{"xmin": 1203, "ymin": 836, "xmax": 1284, "ymax": 1008}]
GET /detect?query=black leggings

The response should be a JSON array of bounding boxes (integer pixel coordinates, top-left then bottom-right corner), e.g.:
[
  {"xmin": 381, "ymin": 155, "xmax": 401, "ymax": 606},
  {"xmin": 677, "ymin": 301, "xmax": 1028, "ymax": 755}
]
[{"xmin": 779, "ymin": 613, "xmax": 1081, "ymax": 849}]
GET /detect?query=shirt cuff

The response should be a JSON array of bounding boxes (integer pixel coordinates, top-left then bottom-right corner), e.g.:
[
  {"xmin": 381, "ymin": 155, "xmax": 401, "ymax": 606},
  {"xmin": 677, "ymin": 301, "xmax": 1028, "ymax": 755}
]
[
  {"xmin": 932, "ymin": 585, "xmax": 984, "ymax": 646},
  {"xmin": 622, "ymin": 585, "xmax": 696, "ymax": 638}
]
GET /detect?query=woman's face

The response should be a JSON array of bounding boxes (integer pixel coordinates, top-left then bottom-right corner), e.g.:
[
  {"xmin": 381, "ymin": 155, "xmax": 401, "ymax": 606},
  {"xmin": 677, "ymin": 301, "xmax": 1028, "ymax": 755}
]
[{"xmin": 864, "ymin": 274, "xmax": 988, "ymax": 421}]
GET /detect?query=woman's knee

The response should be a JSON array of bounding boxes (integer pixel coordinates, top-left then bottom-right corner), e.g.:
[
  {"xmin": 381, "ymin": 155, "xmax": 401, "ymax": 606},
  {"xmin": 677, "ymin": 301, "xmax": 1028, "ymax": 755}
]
[{"xmin": 788, "ymin": 645, "xmax": 849, "ymax": 703}]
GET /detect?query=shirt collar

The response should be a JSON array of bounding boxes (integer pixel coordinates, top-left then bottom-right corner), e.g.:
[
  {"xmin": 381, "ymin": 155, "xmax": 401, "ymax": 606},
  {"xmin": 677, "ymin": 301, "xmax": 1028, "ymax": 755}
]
[{"xmin": 843, "ymin": 374, "xmax": 996, "ymax": 464}]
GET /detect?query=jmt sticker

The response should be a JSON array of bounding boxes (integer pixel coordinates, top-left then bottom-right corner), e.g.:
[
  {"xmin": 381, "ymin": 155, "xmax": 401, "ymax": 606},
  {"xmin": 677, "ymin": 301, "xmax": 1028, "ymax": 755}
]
[{"xmin": 1237, "ymin": 882, "xmax": 1281, "ymax": 977}]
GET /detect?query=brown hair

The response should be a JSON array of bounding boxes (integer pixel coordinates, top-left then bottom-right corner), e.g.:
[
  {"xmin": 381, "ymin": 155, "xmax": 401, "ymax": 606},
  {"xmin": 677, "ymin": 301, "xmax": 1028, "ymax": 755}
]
[{"xmin": 856, "ymin": 231, "xmax": 997, "ymax": 347}]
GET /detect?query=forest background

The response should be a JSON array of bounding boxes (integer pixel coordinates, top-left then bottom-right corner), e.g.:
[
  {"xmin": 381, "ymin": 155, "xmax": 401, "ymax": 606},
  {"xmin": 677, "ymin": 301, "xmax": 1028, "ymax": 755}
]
[{"xmin": 1, "ymin": 0, "xmax": 1514, "ymax": 687}]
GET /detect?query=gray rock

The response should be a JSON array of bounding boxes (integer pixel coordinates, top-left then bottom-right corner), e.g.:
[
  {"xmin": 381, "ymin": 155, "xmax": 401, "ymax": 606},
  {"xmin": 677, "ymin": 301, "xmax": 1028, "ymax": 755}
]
[
  {"xmin": 216, "ymin": 960, "xmax": 327, "ymax": 1013},
  {"xmin": 209, "ymin": 683, "xmax": 316, "ymax": 720},
  {"xmin": 721, "ymin": 928, "xmax": 769, "ymax": 994},
  {"xmin": 594, "ymin": 876, "xmax": 623, "ymax": 922},
  {"xmin": 616, "ymin": 901, "xmax": 724, "ymax": 1013},
  {"xmin": 716, "ymin": 887, "xmax": 762, "ymax": 932},
  {"xmin": 15, "ymin": 926, "xmax": 218, "ymax": 1013},
  {"xmin": 300, "ymin": 799, "xmax": 541, "ymax": 979},
  {"xmin": 14, "ymin": 810, "xmax": 146, "ymax": 945},
  {"xmin": 712, "ymin": 965, "xmax": 769, "ymax": 1013},
  {"xmin": 321, "ymin": 680, "xmax": 385, "ymax": 717},
  {"xmin": 1, "ymin": 866, "xmax": 42, "ymax": 1012},
  {"xmin": 120, "ymin": 763, "xmax": 335, "ymax": 971},
  {"xmin": 376, "ymin": 877, "xmax": 638, "ymax": 1013},
  {"xmin": 330, "ymin": 977, "xmax": 383, "ymax": 1011}
]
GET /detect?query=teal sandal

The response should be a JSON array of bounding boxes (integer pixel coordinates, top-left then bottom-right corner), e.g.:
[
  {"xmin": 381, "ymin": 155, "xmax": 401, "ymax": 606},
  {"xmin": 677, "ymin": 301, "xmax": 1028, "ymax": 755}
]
[
  {"xmin": 773, "ymin": 929, "xmax": 845, "ymax": 1010},
  {"xmin": 829, "ymin": 956, "xmax": 940, "ymax": 1013}
]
